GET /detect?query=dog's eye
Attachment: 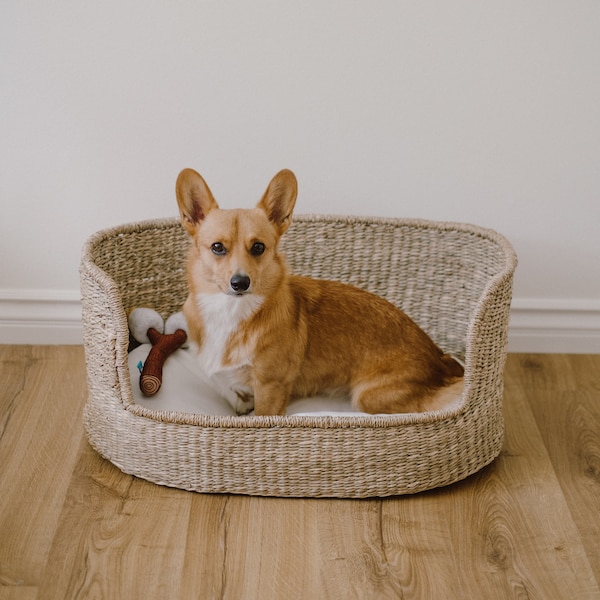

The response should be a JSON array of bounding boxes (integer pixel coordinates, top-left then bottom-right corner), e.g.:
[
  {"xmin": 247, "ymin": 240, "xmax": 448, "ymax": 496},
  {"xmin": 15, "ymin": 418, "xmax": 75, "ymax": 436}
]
[
  {"xmin": 250, "ymin": 242, "xmax": 265, "ymax": 256},
  {"xmin": 211, "ymin": 242, "xmax": 227, "ymax": 256}
]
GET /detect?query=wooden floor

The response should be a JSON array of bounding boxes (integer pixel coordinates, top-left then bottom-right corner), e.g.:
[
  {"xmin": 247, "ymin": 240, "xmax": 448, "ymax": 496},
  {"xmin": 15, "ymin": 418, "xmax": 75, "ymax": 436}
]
[{"xmin": 0, "ymin": 346, "xmax": 599, "ymax": 599}]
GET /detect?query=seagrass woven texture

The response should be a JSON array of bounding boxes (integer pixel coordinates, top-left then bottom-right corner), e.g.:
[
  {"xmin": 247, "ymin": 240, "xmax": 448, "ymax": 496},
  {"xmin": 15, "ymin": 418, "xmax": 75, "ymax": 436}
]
[{"xmin": 80, "ymin": 215, "xmax": 517, "ymax": 498}]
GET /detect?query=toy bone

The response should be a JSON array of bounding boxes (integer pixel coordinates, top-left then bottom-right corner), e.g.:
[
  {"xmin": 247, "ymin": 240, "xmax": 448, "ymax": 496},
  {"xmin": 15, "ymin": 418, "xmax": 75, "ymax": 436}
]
[
  {"xmin": 128, "ymin": 308, "xmax": 188, "ymax": 396},
  {"xmin": 141, "ymin": 327, "xmax": 187, "ymax": 395}
]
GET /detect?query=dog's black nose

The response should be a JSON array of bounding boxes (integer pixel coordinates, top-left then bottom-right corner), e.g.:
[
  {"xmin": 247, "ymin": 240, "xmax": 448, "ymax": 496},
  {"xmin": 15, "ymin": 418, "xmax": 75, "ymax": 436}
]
[{"xmin": 230, "ymin": 274, "xmax": 251, "ymax": 293}]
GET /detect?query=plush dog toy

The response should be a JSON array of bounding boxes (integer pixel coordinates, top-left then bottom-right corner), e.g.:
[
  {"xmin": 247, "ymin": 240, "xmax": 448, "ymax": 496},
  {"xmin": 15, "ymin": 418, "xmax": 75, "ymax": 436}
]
[{"xmin": 128, "ymin": 308, "xmax": 188, "ymax": 396}]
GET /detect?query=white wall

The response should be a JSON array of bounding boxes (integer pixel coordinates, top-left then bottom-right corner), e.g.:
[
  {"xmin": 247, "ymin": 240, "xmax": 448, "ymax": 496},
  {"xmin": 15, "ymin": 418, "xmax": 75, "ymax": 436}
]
[{"xmin": 1, "ymin": 1, "xmax": 599, "ymax": 350}]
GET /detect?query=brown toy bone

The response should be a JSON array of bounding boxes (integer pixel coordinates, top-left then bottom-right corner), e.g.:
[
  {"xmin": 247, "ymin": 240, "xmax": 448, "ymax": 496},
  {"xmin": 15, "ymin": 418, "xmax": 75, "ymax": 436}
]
[{"xmin": 140, "ymin": 327, "xmax": 188, "ymax": 396}]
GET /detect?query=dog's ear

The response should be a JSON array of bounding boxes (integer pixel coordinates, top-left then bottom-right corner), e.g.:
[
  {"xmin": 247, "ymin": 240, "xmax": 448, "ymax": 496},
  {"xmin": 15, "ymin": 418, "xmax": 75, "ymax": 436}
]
[
  {"xmin": 176, "ymin": 168, "xmax": 219, "ymax": 234},
  {"xmin": 257, "ymin": 169, "xmax": 298, "ymax": 236}
]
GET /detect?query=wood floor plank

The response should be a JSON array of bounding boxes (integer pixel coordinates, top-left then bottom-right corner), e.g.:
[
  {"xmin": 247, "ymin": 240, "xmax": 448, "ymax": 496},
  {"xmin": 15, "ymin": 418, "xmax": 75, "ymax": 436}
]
[
  {"xmin": 217, "ymin": 496, "xmax": 326, "ymax": 599},
  {"xmin": 0, "ymin": 588, "xmax": 38, "ymax": 600},
  {"xmin": 504, "ymin": 353, "xmax": 576, "ymax": 393},
  {"xmin": 38, "ymin": 439, "xmax": 193, "ymax": 600},
  {"xmin": 567, "ymin": 354, "xmax": 600, "ymax": 392},
  {"xmin": 309, "ymin": 499, "xmax": 407, "ymax": 599},
  {"xmin": 378, "ymin": 492, "xmax": 464, "ymax": 599},
  {"xmin": 443, "ymin": 368, "xmax": 599, "ymax": 599},
  {"xmin": 0, "ymin": 346, "xmax": 87, "ymax": 591},
  {"xmin": 183, "ymin": 492, "xmax": 465, "ymax": 599},
  {"xmin": 509, "ymin": 354, "xmax": 600, "ymax": 583},
  {"xmin": 180, "ymin": 493, "xmax": 234, "ymax": 597},
  {"xmin": 183, "ymin": 494, "xmax": 406, "ymax": 599}
]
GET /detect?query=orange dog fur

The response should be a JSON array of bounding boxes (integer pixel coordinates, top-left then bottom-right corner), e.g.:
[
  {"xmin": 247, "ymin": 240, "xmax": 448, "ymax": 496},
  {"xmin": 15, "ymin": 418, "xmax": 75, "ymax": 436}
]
[{"xmin": 176, "ymin": 168, "xmax": 464, "ymax": 416}]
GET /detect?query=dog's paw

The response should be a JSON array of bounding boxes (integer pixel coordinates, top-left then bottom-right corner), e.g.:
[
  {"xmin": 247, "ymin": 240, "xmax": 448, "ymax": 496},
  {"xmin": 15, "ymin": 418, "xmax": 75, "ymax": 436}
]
[{"xmin": 234, "ymin": 389, "xmax": 255, "ymax": 415}]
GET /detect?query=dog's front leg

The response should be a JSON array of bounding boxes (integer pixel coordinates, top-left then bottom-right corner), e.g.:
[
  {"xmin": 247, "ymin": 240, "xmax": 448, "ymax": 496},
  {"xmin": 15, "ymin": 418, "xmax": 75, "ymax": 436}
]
[{"xmin": 253, "ymin": 380, "xmax": 293, "ymax": 416}]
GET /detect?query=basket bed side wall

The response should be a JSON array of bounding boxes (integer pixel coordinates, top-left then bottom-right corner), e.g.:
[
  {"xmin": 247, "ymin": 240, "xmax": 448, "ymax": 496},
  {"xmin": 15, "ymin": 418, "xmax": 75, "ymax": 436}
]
[{"xmin": 79, "ymin": 216, "xmax": 515, "ymax": 498}]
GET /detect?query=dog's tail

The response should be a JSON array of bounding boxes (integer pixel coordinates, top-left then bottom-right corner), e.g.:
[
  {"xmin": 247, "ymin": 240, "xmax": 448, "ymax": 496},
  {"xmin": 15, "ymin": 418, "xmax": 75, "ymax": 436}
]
[
  {"xmin": 422, "ymin": 354, "xmax": 465, "ymax": 412},
  {"xmin": 426, "ymin": 377, "xmax": 465, "ymax": 412},
  {"xmin": 442, "ymin": 353, "xmax": 464, "ymax": 379}
]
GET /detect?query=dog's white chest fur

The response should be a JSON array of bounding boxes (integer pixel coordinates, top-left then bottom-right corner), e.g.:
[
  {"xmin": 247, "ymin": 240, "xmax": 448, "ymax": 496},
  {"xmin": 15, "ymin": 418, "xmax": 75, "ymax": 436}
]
[{"xmin": 192, "ymin": 292, "xmax": 263, "ymax": 412}]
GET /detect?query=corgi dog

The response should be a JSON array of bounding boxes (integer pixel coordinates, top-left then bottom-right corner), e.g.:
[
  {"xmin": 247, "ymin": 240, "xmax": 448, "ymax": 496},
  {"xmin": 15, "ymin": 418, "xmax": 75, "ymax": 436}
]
[{"xmin": 176, "ymin": 168, "xmax": 464, "ymax": 416}]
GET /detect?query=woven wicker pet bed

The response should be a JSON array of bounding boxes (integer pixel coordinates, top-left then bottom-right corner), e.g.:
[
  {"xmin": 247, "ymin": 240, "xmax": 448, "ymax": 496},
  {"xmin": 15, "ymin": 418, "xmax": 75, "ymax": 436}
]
[{"xmin": 80, "ymin": 215, "xmax": 517, "ymax": 498}]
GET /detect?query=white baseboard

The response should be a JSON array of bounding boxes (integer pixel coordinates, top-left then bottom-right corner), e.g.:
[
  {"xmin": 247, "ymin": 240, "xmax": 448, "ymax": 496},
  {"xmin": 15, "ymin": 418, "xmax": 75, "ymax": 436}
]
[
  {"xmin": 0, "ymin": 290, "xmax": 599, "ymax": 353},
  {"xmin": 508, "ymin": 298, "xmax": 600, "ymax": 354},
  {"xmin": 0, "ymin": 289, "xmax": 83, "ymax": 345}
]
